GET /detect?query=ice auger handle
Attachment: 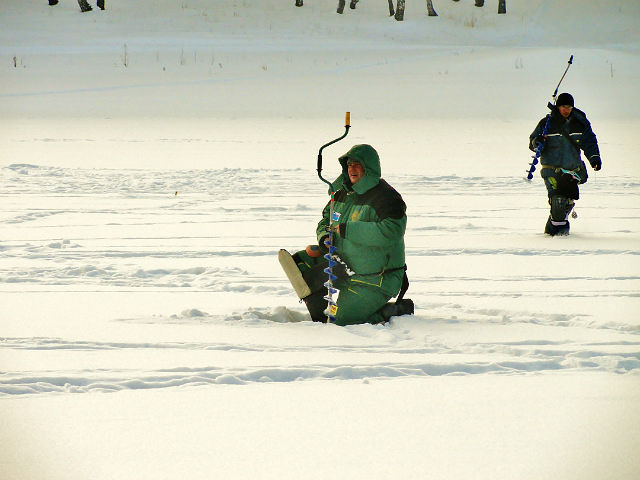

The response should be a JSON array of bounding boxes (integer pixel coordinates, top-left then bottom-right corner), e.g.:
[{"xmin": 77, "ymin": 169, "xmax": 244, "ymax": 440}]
[
  {"xmin": 317, "ymin": 112, "xmax": 351, "ymax": 188},
  {"xmin": 552, "ymin": 55, "xmax": 574, "ymax": 102}
]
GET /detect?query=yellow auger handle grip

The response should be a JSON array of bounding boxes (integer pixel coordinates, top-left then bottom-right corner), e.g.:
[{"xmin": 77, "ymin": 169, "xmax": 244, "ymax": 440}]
[{"xmin": 345, "ymin": 111, "xmax": 350, "ymax": 127}]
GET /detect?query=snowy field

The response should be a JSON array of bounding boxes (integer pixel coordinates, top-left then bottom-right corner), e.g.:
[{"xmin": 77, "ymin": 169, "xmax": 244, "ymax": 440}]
[{"xmin": 1, "ymin": 1, "xmax": 640, "ymax": 479}]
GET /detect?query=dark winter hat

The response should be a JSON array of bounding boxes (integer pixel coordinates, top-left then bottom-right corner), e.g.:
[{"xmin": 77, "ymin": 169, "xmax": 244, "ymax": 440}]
[{"xmin": 556, "ymin": 92, "xmax": 574, "ymax": 107}]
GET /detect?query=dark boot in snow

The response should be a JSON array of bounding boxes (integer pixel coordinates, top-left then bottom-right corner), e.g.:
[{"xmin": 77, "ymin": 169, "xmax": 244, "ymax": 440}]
[
  {"xmin": 350, "ymin": 0, "xmax": 359, "ymax": 9},
  {"xmin": 295, "ymin": 0, "xmax": 303, "ymax": 6},
  {"xmin": 545, "ymin": 195, "xmax": 573, "ymax": 236},
  {"xmin": 78, "ymin": 0, "xmax": 92, "ymax": 12},
  {"xmin": 97, "ymin": 0, "xmax": 105, "ymax": 10},
  {"xmin": 378, "ymin": 298, "xmax": 414, "ymax": 322},
  {"xmin": 544, "ymin": 216, "xmax": 570, "ymax": 236},
  {"xmin": 49, "ymin": 0, "xmax": 59, "ymax": 5}
]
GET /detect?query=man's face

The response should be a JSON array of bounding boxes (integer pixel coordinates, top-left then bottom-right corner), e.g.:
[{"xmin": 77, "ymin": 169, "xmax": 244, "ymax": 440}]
[
  {"xmin": 347, "ymin": 161, "xmax": 365, "ymax": 185},
  {"xmin": 558, "ymin": 105, "xmax": 573, "ymax": 118}
]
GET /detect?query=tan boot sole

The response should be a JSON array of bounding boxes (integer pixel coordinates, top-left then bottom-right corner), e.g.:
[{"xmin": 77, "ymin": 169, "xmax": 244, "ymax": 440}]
[{"xmin": 278, "ymin": 249, "xmax": 312, "ymax": 299}]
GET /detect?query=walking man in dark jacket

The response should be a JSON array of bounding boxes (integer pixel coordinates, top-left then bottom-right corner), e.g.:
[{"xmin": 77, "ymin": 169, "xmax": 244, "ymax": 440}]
[
  {"xmin": 279, "ymin": 144, "xmax": 413, "ymax": 325},
  {"xmin": 529, "ymin": 93, "xmax": 602, "ymax": 236}
]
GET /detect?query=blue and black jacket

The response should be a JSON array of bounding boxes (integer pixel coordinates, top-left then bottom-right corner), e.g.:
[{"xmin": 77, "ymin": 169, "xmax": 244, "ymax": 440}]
[{"xmin": 529, "ymin": 106, "xmax": 601, "ymax": 171}]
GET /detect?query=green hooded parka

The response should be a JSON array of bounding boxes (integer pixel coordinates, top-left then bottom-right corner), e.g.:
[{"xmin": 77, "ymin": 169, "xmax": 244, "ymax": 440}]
[{"xmin": 309, "ymin": 144, "xmax": 407, "ymax": 325}]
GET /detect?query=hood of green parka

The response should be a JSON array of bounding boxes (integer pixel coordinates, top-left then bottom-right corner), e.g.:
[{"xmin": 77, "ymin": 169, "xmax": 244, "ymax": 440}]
[{"xmin": 337, "ymin": 144, "xmax": 381, "ymax": 194}]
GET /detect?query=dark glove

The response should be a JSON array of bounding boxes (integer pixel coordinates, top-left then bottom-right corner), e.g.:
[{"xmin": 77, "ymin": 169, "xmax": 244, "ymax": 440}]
[
  {"xmin": 590, "ymin": 156, "xmax": 602, "ymax": 171},
  {"xmin": 319, "ymin": 235, "xmax": 329, "ymax": 253},
  {"xmin": 530, "ymin": 135, "xmax": 545, "ymax": 151},
  {"xmin": 324, "ymin": 223, "xmax": 346, "ymax": 237}
]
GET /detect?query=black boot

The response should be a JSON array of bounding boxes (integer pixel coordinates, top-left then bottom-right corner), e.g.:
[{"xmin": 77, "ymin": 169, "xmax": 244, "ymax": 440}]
[
  {"xmin": 546, "ymin": 196, "xmax": 573, "ymax": 236},
  {"xmin": 78, "ymin": 0, "xmax": 92, "ymax": 12},
  {"xmin": 97, "ymin": 0, "xmax": 105, "ymax": 10},
  {"xmin": 544, "ymin": 216, "xmax": 570, "ymax": 236},
  {"xmin": 49, "ymin": 0, "xmax": 59, "ymax": 5},
  {"xmin": 378, "ymin": 299, "xmax": 414, "ymax": 322},
  {"xmin": 396, "ymin": 298, "xmax": 414, "ymax": 316}
]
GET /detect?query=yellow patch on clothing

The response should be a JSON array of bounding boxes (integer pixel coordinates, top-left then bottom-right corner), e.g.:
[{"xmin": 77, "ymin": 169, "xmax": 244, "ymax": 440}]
[
  {"xmin": 329, "ymin": 304, "xmax": 338, "ymax": 316},
  {"xmin": 351, "ymin": 210, "xmax": 360, "ymax": 221}
]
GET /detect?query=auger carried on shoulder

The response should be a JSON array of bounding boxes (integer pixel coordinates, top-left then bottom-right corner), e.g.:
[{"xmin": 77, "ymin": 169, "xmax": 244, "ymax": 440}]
[
  {"xmin": 526, "ymin": 55, "xmax": 574, "ymax": 181},
  {"xmin": 317, "ymin": 112, "xmax": 351, "ymax": 323}
]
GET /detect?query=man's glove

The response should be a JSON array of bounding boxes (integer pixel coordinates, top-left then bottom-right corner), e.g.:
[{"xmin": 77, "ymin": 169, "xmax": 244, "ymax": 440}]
[
  {"xmin": 531, "ymin": 135, "xmax": 545, "ymax": 150},
  {"xmin": 590, "ymin": 156, "xmax": 602, "ymax": 171},
  {"xmin": 318, "ymin": 235, "xmax": 329, "ymax": 253},
  {"xmin": 324, "ymin": 223, "xmax": 346, "ymax": 237}
]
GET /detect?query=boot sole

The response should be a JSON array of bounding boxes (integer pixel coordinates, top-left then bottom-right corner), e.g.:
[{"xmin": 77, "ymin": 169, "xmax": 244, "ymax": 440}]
[{"xmin": 278, "ymin": 249, "xmax": 312, "ymax": 299}]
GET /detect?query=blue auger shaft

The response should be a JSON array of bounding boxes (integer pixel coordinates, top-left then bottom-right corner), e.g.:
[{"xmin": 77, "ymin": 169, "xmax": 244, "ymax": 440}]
[
  {"xmin": 526, "ymin": 55, "xmax": 573, "ymax": 181},
  {"xmin": 527, "ymin": 113, "xmax": 552, "ymax": 180},
  {"xmin": 317, "ymin": 113, "xmax": 351, "ymax": 323},
  {"xmin": 323, "ymin": 195, "xmax": 339, "ymax": 322}
]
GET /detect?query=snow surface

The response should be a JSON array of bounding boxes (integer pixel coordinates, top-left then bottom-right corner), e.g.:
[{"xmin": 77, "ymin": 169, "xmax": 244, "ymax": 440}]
[{"xmin": 1, "ymin": 1, "xmax": 639, "ymax": 479}]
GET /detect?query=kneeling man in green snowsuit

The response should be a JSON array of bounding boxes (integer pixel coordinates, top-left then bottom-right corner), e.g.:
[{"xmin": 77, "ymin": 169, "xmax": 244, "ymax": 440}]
[{"xmin": 281, "ymin": 144, "xmax": 413, "ymax": 325}]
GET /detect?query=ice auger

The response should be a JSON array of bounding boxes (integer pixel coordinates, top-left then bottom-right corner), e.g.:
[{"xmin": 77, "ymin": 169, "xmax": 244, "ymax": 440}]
[
  {"xmin": 527, "ymin": 55, "xmax": 574, "ymax": 180},
  {"xmin": 316, "ymin": 112, "xmax": 351, "ymax": 323}
]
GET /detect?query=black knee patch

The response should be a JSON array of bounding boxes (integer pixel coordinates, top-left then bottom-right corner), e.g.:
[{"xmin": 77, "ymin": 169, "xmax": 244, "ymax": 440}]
[
  {"xmin": 550, "ymin": 196, "xmax": 573, "ymax": 222},
  {"xmin": 302, "ymin": 263, "xmax": 328, "ymax": 292},
  {"xmin": 303, "ymin": 291, "xmax": 328, "ymax": 322},
  {"xmin": 298, "ymin": 254, "xmax": 352, "ymax": 322}
]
